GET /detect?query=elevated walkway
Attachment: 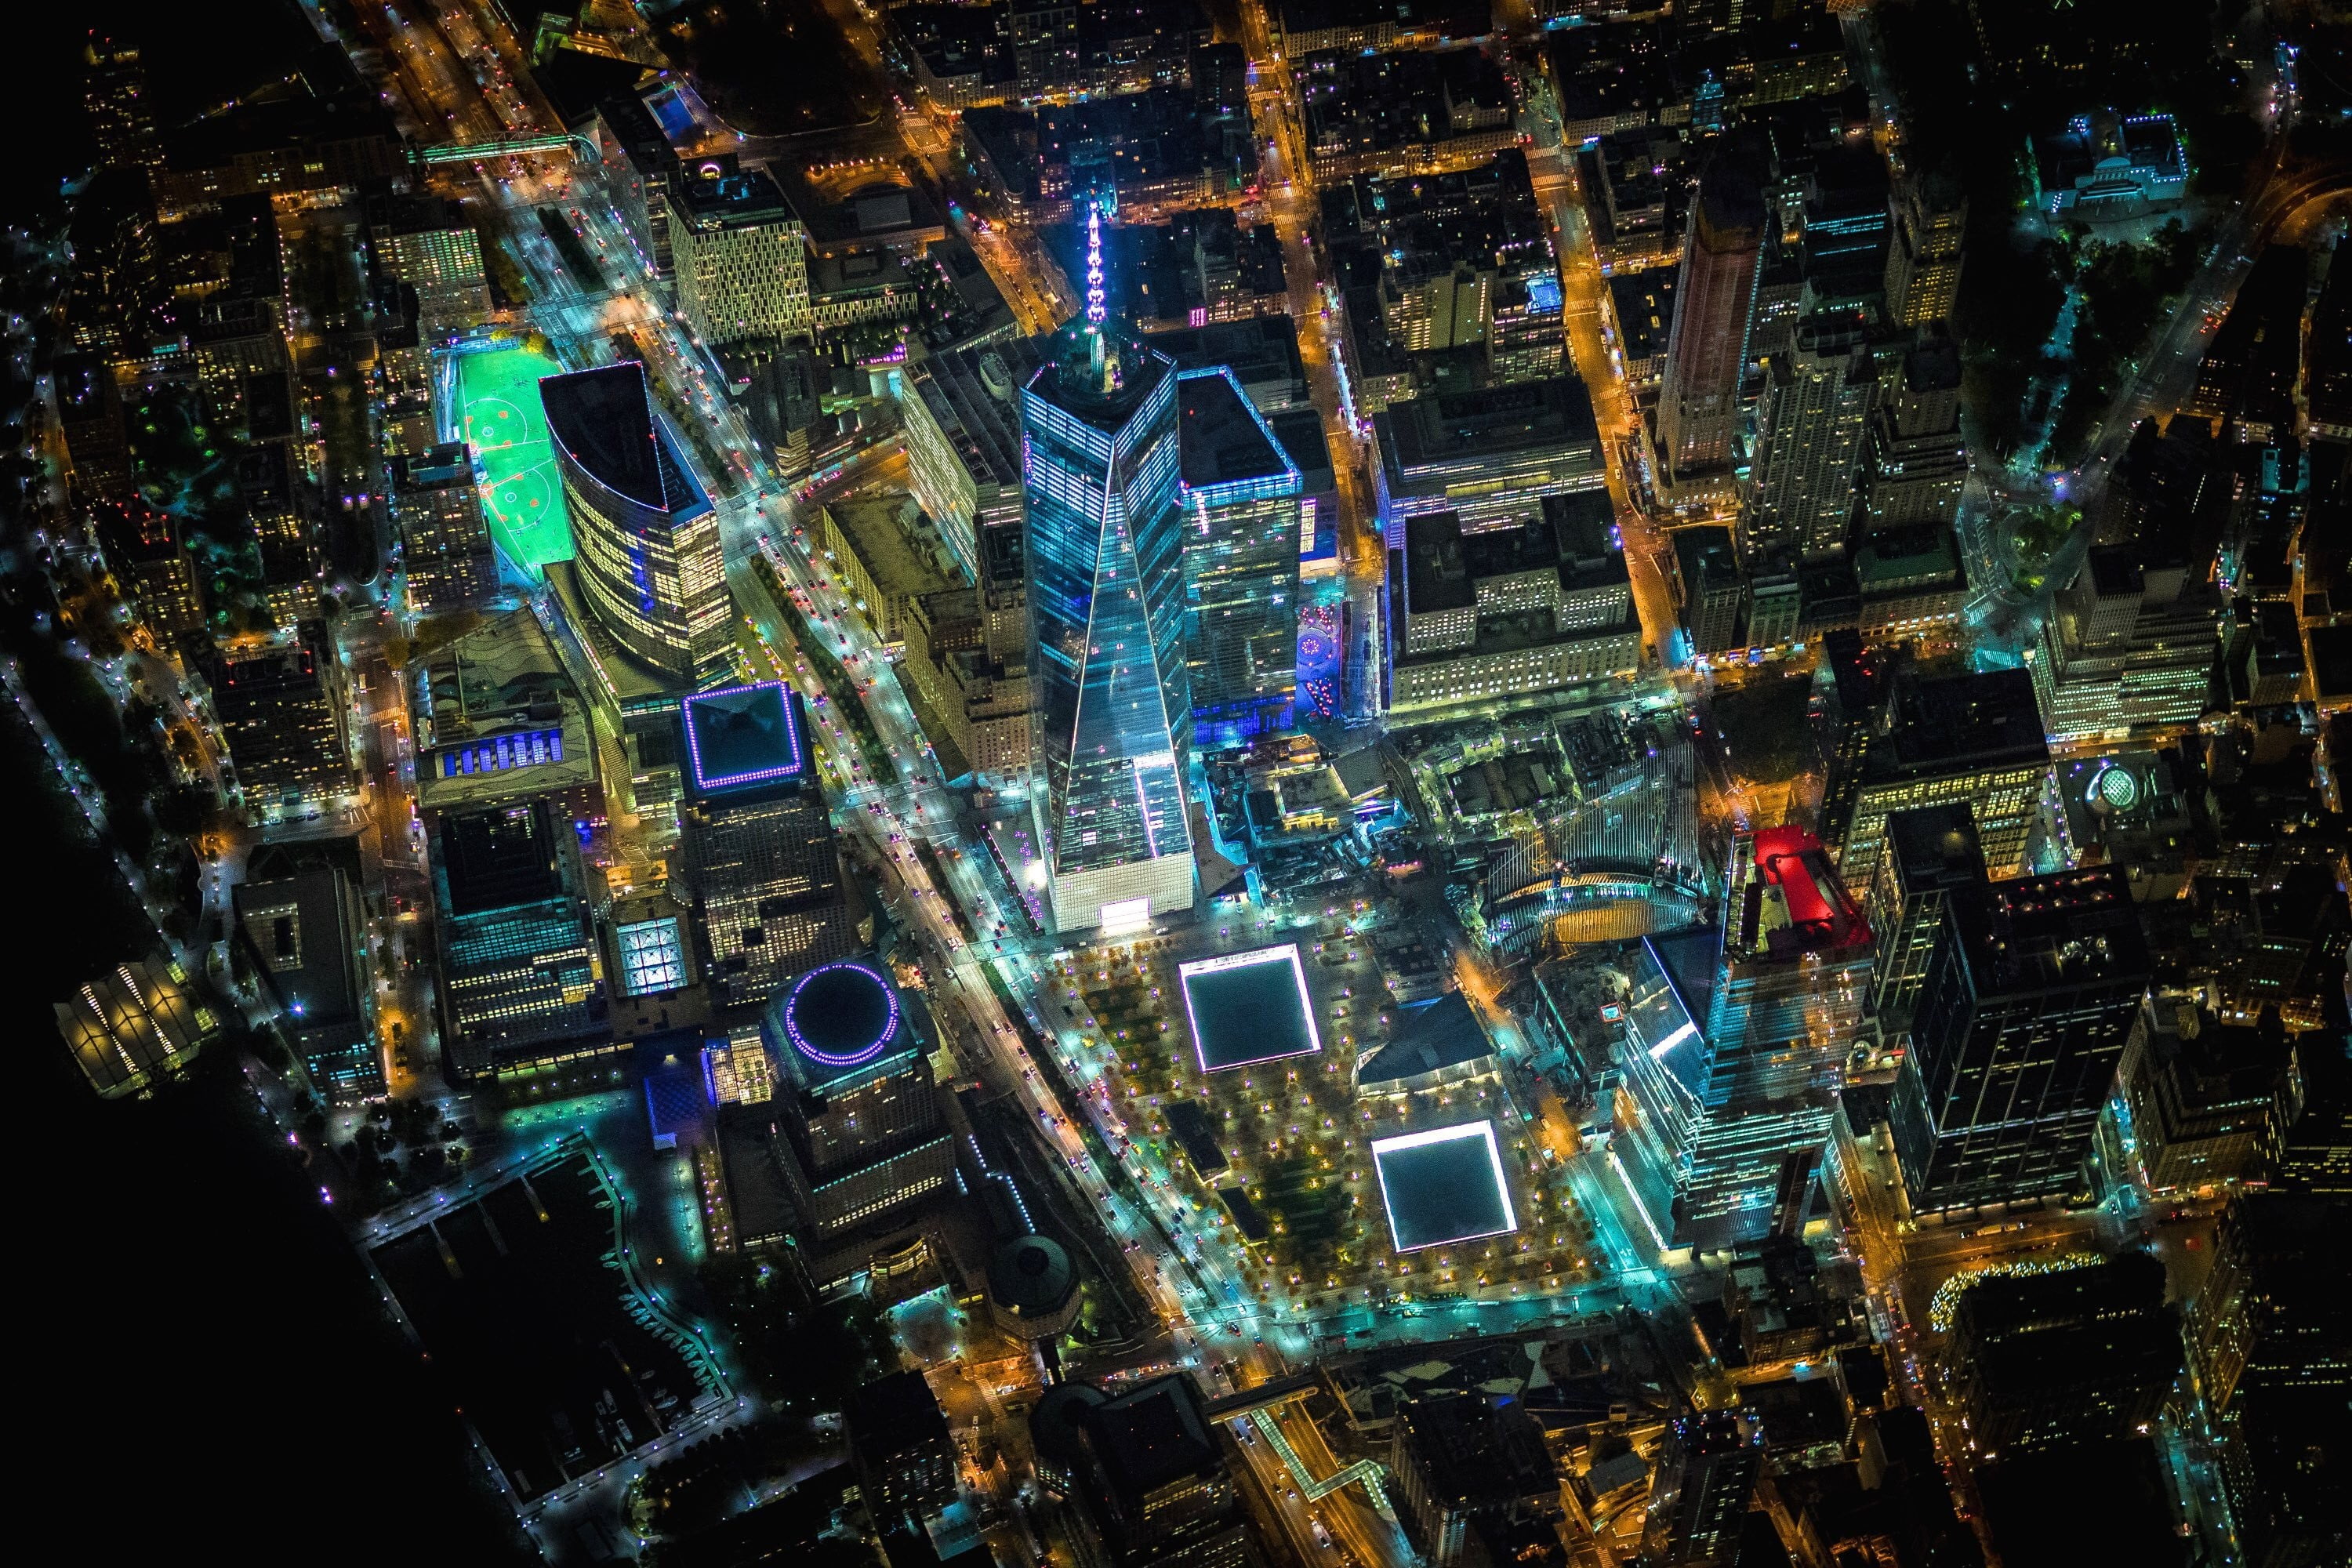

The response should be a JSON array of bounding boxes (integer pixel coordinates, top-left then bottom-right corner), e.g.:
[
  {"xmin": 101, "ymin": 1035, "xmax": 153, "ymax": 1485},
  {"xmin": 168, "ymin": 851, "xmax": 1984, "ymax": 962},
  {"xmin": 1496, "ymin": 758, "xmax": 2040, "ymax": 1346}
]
[
  {"xmin": 1207, "ymin": 1376, "xmax": 1395, "ymax": 1518},
  {"xmin": 414, "ymin": 131, "xmax": 598, "ymax": 166}
]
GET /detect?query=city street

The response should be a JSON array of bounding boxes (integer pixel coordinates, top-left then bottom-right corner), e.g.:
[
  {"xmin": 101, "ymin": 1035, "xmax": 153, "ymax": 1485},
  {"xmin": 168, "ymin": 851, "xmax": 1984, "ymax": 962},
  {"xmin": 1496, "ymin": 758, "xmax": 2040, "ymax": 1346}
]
[{"xmin": 251, "ymin": 4, "xmax": 2343, "ymax": 1563}]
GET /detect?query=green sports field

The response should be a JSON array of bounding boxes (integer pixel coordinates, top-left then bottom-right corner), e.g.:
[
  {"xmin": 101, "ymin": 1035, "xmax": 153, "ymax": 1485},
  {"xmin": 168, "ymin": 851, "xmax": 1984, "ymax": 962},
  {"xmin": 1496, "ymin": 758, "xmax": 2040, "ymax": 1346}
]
[{"xmin": 457, "ymin": 343, "xmax": 573, "ymax": 575}]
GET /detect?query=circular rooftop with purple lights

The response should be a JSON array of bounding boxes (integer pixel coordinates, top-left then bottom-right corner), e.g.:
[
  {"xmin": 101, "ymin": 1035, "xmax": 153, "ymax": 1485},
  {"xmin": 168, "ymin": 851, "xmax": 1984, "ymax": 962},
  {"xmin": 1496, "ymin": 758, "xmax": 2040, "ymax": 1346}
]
[{"xmin": 781, "ymin": 961, "xmax": 900, "ymax": 1068}]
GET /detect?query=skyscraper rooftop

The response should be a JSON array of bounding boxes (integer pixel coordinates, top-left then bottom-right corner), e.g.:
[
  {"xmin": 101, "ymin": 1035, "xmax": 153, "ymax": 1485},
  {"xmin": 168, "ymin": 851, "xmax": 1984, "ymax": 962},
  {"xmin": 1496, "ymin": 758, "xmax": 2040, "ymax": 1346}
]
[
  {"xmin": 681, "ymin": 681, "xmax": 811, "ymax": 798},
  {"xmin": 1379, "ymin": 379, "xmax": 1602, "ymax": 475},
  {"xmin": 1868, "ymin": 668, "xmax": 2049, "ymax": 779},
  {"xmin": 540, "ymin": 361, "xmax": 709, "ymax": 520},
  {"xmin": 1948, "ymin": 864, "xmax": 2151, "ymax": 996},
  {"xmin": 1176, "ymin": 368, "xmax": 1296, "ymax": 495},
  {"xmin": 1731, "ymin": 824, "xmax": 1868, "ymax": 961},
  {"xmin": 776, "ymin": 960, "xmax": 904, "ymax": 1075},
  {"xmin": 1031, "ymin": 314, "xmax": 1171, "ymax": 429},
  {"xmin": 439, "ymin": 802, "xmax": 563, "ymax": 915}
]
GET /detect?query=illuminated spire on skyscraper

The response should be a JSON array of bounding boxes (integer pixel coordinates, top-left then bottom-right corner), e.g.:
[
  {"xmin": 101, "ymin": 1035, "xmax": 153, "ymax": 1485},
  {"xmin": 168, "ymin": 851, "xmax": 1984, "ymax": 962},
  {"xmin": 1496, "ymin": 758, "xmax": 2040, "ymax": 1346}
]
[
  {"xmin": 1017, "ymin": 194, "xmax": 1196, "ymax": 933},
  {"xmin": 1085, "ymin": 200, "xmax": 1107, "ymax": 325}
]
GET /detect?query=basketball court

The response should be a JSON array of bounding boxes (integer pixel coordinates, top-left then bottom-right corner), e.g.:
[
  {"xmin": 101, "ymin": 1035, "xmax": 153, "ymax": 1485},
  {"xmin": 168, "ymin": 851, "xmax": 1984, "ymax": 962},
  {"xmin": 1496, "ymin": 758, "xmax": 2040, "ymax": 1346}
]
[{"xmin": 455, "ymin": 342, "xmax": 573, "ymax": 575}]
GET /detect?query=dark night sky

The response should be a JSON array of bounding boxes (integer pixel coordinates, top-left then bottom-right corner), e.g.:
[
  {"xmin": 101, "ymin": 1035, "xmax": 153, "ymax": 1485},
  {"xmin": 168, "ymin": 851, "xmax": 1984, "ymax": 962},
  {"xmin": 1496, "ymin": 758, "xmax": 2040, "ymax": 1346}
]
[{"xmin": 3, "ymin": 0, "xmax": 317, "ymax": 223}]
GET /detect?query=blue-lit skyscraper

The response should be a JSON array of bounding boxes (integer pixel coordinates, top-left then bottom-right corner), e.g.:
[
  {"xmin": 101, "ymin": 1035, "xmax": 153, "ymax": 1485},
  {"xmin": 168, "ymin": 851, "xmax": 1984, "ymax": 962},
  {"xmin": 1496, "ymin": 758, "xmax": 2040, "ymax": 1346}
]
[
  {"xmin": 1176, "ymin": 366, "xmax": 1301, "ymax": 746},
  {"xmin": 1617, "ymin": 826, "xmax": 1872, "ymax": 1254},
  {"xmin": 1022, "ymin": 206, "xmax": 1196, "ymax": 934}
]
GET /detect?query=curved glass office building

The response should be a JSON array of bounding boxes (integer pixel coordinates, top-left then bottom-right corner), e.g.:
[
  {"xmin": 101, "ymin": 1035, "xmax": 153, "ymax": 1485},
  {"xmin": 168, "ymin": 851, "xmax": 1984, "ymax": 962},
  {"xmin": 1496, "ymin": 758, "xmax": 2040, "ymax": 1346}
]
[
  {"xmin": 1021, "ymin": 309, "xmax": 1196, "ymax": 934},
  {"xmin": 541, "ymin": 361, "xmax": 731, "ymax": 690}
]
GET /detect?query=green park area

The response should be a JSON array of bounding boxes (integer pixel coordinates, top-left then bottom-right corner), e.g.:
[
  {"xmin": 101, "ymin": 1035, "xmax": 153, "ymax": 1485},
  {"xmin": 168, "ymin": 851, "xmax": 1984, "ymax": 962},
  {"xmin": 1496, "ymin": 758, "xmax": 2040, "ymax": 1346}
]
[{"xmin": 455, "ymin": 341, "xmax": 573, "ymax": 576}]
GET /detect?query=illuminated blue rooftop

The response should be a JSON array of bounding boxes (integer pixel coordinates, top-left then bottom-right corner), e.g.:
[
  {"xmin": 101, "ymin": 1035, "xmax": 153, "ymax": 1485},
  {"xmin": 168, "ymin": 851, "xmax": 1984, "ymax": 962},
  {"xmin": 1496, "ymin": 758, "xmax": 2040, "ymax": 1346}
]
[
  {"xmin": 681, "ymin": 681, "xmax": 810, "ymax": 797},
  {"xmin": 779, "ymin": 960, "xmax": 902, "ymax": 1071}
]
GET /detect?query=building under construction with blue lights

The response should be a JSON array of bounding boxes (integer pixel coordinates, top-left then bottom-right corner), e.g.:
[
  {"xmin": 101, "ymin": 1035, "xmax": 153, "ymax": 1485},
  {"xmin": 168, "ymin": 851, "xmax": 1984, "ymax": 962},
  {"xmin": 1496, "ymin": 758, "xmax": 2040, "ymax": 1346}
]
[
  {"xmin": 1022, "ymin": 205, "xmax": 1196, "ymax": 933},
  {"xmin": 1617, "ymin": 826, "xmax": 1872, "ymax": 1254}
]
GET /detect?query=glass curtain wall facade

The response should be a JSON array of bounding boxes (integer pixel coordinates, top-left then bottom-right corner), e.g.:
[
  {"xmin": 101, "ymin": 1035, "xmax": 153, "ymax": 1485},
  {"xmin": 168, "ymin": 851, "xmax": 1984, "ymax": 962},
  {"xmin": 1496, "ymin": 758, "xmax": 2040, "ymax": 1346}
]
[
  {"xmin": 542, "ymin": 361, "xmax": 732, "ymax": 691},
  {"xmin": 1022, "ymin": 303, "xmax": 1196, "ymax": 933},
  {"xmin": 1177, "ymin": 366, "xmax": 1302, "ymax": 746},
  {"xmin": 1891, "ymin": 864, "xmax": 2151, "ymax": 1211},
  {"xmin": 1618, "ymin": 827, "xmax": 1871, "ymax": 1252}
]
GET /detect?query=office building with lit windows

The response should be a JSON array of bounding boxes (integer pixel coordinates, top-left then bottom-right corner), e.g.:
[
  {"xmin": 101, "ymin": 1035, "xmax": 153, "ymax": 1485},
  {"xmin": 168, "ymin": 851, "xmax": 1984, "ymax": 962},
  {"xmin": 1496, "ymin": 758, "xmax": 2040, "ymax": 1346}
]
[
  {"xmin": 1384, "ymin": 502, "xmax": 1639, "ymax": 716},
  {"xmin": 1746, "ymin": 312, "xmax": 1878, "ymax": 561},
  {"xmin": 848, "ymin": 1370, "xmax": 960, "ymax": 1525},
  {"xmin": 365, "ymin": 191, "xmax": 488, "ymax": 341},
  {"xmin": 146, "ymin": 58, "xmax": 401, "ymax": 218},
  {"xmin": 390, "ymin": 442, "xmax": 497, "ymax": 611},
  {"xmin": 1882, "ymin": 172, "xmax": 1965, "ymax": 328},
  {"xmin": 1047, "ymin": 1373, "xmax": 1254, "ymax": 1568},
  {"xmin": 205, "ymin": 630, "xmax": 353, "ymax": 822},
  {"xmin": 901, "ymin": 333, "xmax": 1046, "ymax": 583},
  {"xmin": 1829, "ymin": 668, "xmax": 2050, "ymax": 882},
  {"xmin": 1864, "ymin": 804, "xmax": 1985, "ymax": 1035},
  {"xmin": 1671, "ymin": 524, "xmax": 1747, "ymax": 659},
  {"xmin": 1655, "ymin": 157, "xmax": 1765, "ymax": 493},
  {"xmin": 1021, "ymin": 223, "xmax": 1196, "ymax": 935},
  {"xmin": 760, "ymin": 959, "xmax": 953, "ymax": 1239},
  {"xmin": 94, "ymin": 499, "xmax": 204, "ymax": 635},
  {"xmin": 1617, "ymin": 827, "xmax": 1873, "ymax": 1254},
  {"xmin": 241, "ymin": 442, "xmax": 321, "ymax": 631},
  {"xmin": 596, "ymin": 93, "xmax": 681, "ymax": 279},
  {"xmin": 677, "ymin": 681, "xmax": 855, "ymax": 1016},
  {"xmin": 1943, "ymin": 1252, "xmax": 2180, "ymax": 1456},
  {"xmin": 667, "ymin": 155, "xmax": 811, "ymax": 349},
  {"xmin": 1387, "ymin": 1392, "xmax": 1560, "ymax": 1568},
  {"xmin": 2032, "ymin": 546, "xmax": 2224, "ymax": 743},
  {"xmin": 58, "ymin": 353, "xmax": 136, "ymax": 503},
  {"xmin": 1860, "ymin": 336, "xmax": 1967, "ymax": 534},
  {"xmin": 1373, "ymin": 377, "xmax": 1605, "ymax": 546},
  {"xmin": 541, "ymin": 361, "xmax": 732, "ymax": 692},
  {"xmin": 1175, "ymin": 366, "xmax": 1301, "ymax": 744},
  {"xmin": 234, "ymin": 837, "xmax": 381, "ymax": 1104},
  {"xmin": 1853, "ymin": 543, "xmax": 1969, "ymax": 652},
  {"xmin": 2183, "ymin": 1195, "xmax": 2352, "ymax": 1568},
  {"xmin": 1639, "ymin": 1409, "xmax": 1761, "ymax": 1567},
  {"xmin": 84, "ymin": 34, "xmax": 162, "ymax": 172},
  {"xmin": 430, "ymin": 797, "xmax": 608, "ymax": 1080},
  {"xmin": 1892, "ymin": 864, "xmax": 2150, "ymax": 1213}
]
